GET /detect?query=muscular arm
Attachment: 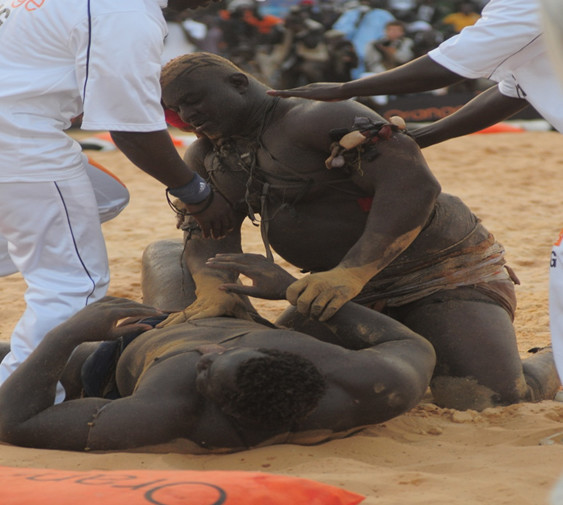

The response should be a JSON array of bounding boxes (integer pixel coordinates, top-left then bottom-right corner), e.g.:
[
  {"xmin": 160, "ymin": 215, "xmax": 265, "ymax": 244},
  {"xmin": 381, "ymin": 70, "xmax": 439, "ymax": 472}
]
[
  {"xmin": 287, "ymin": 126, "xmax": 441, "ymax": 320},
  {"xmin": 319, "ymin": 327, "xmax": 435, "ymax": 429},
  {"xmin": 205, "ymin": 253, "xmax": 436, "ymax": 427},
  {"xmin": 110, "ymin": 130, "xmax": 234, "ymax": 239},
  {"xmin": 157, "ymin": 140, "xmax": 252, "ymax": 325},
  {"xmin": 412, "ymin": 85, "xmax": 530, "ymax": 148},
  {"xmin": 284, "ymin": 302, "xmax": 436, "ymax": 429},
  {"xmin": 338, "ymin": 134, "xmax": 441, "ymax": 273},
  {"xmin": 268, "ymin": 55, "xmax": 464, "ymax": 100},
  {"xmin": 0, "ymin": 298, "xmax": 164, "ymax": 450},
  {"xmin": 110, "ymin": 130, "xmax": 196, "ymax": 187}
]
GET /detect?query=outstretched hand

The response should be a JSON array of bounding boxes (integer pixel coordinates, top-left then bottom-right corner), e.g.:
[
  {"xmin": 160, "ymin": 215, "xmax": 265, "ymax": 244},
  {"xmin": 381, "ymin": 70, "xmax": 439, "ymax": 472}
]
[
  {"xmin": 56, "ymin": 297, "xmax": 164, "ymax": 342},
  {"xmin": 266, "ymin": 83, "xmax": 348, "ymax": 102},
  {"xmin": 286, "ymin": 267, "xmax": 366, "ymax": 321},
  {"xmin": 206, "ymin": 253, "xmax": 297, "ymax": 300},
  {"xmin": 156, "ymin": 292, "xmax": 253, "ymax": 326}
]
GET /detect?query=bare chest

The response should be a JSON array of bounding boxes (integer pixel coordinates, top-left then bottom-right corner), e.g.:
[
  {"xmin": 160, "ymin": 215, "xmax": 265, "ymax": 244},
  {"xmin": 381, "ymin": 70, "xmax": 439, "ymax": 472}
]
[{"xmin": 204, "ymin": 139, "xmax": 363, "ymax": 214}]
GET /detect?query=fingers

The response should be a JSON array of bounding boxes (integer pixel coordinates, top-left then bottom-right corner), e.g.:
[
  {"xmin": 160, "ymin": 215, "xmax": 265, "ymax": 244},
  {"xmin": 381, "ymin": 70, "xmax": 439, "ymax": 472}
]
[
  {"xmin": 94, "ymin": 297, "xmax": 163, "ymax": 319},
  {"xmin": 286, "ymin": 278, "xmax": 305, "ymax": 306},
  {"xmin": 307, "ymin": 290, "xmax": 341, "ymax": 321},
  {"xmin": 191, "ymin": 193, "xmax": 235, "ymax": 240},
  {"xmin": 196, "ymin": 217, "xmax": 226, "ymax": 240},
  {"xmin": 218, "ymin": 283, "xmax": 256, "ymax": 296},
  {"xmin": 108, "ymin": 323, "xmax": 154, "ymax": 340},
  {"xmin": 286, "ymin": 279, "xmax": 347, "ymax": 322},
  {"xmin": 156, "ymin": 310, "xmax": 188, "ymax": 328},
  {"xmin": 206, "ymin": 253, "xmax": 263, "ymax": 276}
]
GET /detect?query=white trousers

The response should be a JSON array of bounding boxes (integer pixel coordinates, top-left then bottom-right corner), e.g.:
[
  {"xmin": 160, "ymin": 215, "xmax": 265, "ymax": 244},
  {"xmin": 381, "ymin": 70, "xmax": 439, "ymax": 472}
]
[
  {"xmin": 0, "ymin": 160, "xmax": 129, "ymax": 277},
  {"xmin": 550, "ymin": 229, "xmax": 563, "ymax": 384},
  {"xmin": 0, "ymin": 166, "xmax": 115, "ymax": 401}
]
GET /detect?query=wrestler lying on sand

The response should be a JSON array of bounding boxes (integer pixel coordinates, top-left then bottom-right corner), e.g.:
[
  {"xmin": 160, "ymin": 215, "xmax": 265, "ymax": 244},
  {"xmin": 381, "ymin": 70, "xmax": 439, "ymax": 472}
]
[
  {"xmin": 158, "ymin": 52, "xmax": 560, "ymax": 411},
  {"xmin": 0, "ymin": 253, "xmax": 435, "ymax": 452}
]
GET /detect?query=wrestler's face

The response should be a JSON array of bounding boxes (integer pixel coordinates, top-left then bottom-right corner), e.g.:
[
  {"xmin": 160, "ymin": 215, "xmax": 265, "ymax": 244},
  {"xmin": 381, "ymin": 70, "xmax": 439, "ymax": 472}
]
[
  {"xmin": 162, "ymin": 71, "xmax": 248, "ymax": 140},
  {"xmin": 195, "ymin": 347, "xmax": 266, "ymax": 408}
]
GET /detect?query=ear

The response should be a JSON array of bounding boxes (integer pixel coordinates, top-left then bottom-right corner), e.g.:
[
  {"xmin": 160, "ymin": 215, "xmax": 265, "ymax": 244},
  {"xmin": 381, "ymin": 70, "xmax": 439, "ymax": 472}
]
[{"xmin": 228, "ymin": 72, "xmax": 250, "ymax": 93}]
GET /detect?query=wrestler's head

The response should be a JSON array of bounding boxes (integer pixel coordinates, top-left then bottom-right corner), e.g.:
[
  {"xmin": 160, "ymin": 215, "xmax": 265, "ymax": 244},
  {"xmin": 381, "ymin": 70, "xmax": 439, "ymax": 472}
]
[
  {"xmin": 195, "ymin": 347, "xmax": 326, "ymax": 429},
  {"xmin": 161, "ymin": 52, "xmax": 262, "ymax": 139}
]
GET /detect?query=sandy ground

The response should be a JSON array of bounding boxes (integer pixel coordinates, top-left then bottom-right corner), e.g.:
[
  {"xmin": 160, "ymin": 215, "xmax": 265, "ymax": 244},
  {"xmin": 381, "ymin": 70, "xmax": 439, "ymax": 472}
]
[{"xmin": 0, "ymin": 130, "xmax": 562, "ymax": 504}]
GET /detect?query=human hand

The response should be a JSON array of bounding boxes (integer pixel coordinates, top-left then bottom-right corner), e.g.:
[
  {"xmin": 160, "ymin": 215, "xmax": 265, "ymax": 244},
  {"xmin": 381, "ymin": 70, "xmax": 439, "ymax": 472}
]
[
  {"xmin": 57, "ymin": 297, "xmax": 164, "ymax": 343},
  {"xmin": 206, "ymin": 253, "xmax": 297, "ymax": 300},
  {"xmin": 157, "ymin": 289, "xmax": 252, "ymax": 327},
  {"xmin": 286, "ymin": 267, "xmax": 366, "ymax": 321},
  {"xmin": 266, "ymin": 82, "xmax": 348, "ymax": 101},
  {"xmin": 185, "ymin": 191, "xmax": 235, "ymax": 239}
]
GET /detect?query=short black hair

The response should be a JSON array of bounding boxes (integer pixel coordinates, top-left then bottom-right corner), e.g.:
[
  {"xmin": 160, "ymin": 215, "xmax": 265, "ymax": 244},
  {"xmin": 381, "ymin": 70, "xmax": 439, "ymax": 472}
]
[{"xmin": 222, "ymin": 348, "xmax": 326, "ymax": 430}]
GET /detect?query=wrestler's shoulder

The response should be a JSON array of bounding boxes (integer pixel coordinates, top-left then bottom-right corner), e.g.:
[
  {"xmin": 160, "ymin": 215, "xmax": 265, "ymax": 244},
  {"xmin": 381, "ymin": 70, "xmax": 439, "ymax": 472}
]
[{"xmin": 285, "ymin": 98, "xmax": 380, "ymax": 128}]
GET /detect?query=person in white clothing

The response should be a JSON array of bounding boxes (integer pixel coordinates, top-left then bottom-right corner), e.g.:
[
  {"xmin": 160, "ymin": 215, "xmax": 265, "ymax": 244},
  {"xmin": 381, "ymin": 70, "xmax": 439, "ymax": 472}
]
[
  {"xmin": 268, "ymin": 0, "xmax": 563, "ymax": 385},
  {"xmin": 0, "ymin": 159, "xmax": 129, "ymax": 277},
  {"xmin": 0, "ymin": 0, "xmax": 230, "ymax": 402},
  {"xmin": 268, "ymin": 0, "xmax": 563, "ymax": 137}
]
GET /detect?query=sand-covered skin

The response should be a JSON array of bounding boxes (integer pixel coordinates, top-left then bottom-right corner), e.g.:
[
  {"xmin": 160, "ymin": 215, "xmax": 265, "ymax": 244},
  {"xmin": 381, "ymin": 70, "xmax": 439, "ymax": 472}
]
[{"xmin": 0, "ymin": 130, "xmax": 562, "ymax": 505}]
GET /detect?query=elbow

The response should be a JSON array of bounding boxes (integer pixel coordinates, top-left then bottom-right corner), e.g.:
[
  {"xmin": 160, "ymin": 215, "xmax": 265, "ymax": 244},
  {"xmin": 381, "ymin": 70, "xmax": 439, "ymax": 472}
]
[
  {"xmin": 416, "ymin": 176, "xmax": 441, "ymax": 218},
  {"xmin": 390, "ymin": 340, "xmax": 436, "ymax": 414},
  {"xmin": 427, "ymin": 177, "xmax": 442, "ymax": 203}
]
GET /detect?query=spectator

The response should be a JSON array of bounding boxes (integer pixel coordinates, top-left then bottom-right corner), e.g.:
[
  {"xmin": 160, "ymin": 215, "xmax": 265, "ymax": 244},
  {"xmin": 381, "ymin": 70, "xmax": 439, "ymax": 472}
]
[
  {"xmin": 324, "ymin": 30, "xmax": 359, "ymax": 82},
  {"xmin": 364, "ymin": 20, "xmax": 415, "ymax": 74},
  {"xmin": 0, "ymin": 0, "xmax": 233, "ymax": 403},
  {"xmin": 441, "ymin": 2, "xmax": 481, "ymax": 35},
  {"xmin": 280, "ymin": 8, "xmax": 330, "ymax": 87},
  {"xmin": 332, "ymin": 0, "xmax": 395, "ymax": 78},
  {"xmin": 386, "ymin": 0, "xmax": 417, "ymax": 21},
  {"xmin": 161, "ymin": 8, "xmax": 207, "ymax": 65},
  {"xmin": 413, "ymin": 0, "xmax": 449, "ymax": 26}
]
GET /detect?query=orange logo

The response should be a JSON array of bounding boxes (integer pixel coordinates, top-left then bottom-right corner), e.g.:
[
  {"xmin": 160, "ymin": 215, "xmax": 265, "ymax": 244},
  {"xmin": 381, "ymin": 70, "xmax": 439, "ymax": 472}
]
[
  {"xmin": 11, "ymin": 0, "xmax": 45, "ymax": 11},
  {"xmin": 555, "ymin": 229, "xmax": 563, "ymax": 247}
]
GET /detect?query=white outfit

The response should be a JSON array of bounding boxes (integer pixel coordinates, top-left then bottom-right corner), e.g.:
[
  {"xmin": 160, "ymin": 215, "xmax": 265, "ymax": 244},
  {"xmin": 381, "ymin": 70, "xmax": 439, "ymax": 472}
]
[
  {"xmin": 550, "ymin": 231, "xmax": 563, "ymax": 383},
  {"xmin": 428, "ymin": 0, "xmax": 563, "ymax": 133},
  {"xmin": 0, "ymin": 160, "xmax": 130, "ymax": 277},
  {"xmin": 0, "ymin": 0, "xmax": 168, "ymax": 400},
  {"xmin": 429, "ymin": 0, "xmax": 563, "ymax": 382}
]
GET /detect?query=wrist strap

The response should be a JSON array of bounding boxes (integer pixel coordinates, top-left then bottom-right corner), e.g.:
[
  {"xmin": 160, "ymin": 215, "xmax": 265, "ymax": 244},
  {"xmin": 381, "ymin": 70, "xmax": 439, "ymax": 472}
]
[
  {"xmin": 166, "ymin": 187, "xmax": 215, "ymax": 217},
  {"xmin": 167, "ymin": 173, "xmax": 211, "ymax": 204}
]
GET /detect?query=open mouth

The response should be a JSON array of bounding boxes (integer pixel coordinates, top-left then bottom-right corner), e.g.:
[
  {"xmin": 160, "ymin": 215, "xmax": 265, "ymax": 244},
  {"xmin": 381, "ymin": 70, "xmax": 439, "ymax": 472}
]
[
  {"xmin": 194, "ymin": 122, "xmax": 208, "ymax": 133},
  {"xmin": 189, "ymin": 118, "xmax": 208, "ymax": 133}
]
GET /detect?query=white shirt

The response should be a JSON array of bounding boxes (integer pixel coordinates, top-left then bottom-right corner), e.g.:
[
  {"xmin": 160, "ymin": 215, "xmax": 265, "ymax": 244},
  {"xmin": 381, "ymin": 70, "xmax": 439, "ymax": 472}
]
[
  {"xmin": 0, "ymin": 0, "xmax": 169, "ymax": 182},
  {"xmin": 428, "ymin": 0, "xmax": 563, "ymax": 133}
]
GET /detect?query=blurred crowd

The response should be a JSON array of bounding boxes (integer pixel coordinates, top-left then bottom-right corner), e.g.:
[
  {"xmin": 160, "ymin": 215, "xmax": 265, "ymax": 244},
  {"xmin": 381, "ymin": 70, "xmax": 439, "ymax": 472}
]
[{"xmin": 162, "ymin": 0, "xmax": 489, "ymax": 93}]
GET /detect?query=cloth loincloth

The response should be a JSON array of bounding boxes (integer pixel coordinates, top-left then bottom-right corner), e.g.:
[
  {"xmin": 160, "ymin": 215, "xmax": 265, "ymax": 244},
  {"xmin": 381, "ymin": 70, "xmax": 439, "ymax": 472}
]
[
  {"xmin": 353, "ymin": 230, "xmax": 518, "ymax": 319},
  {"xmin": 80, "ymin": 315, "xmax": 168, "ymax": 398}
]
